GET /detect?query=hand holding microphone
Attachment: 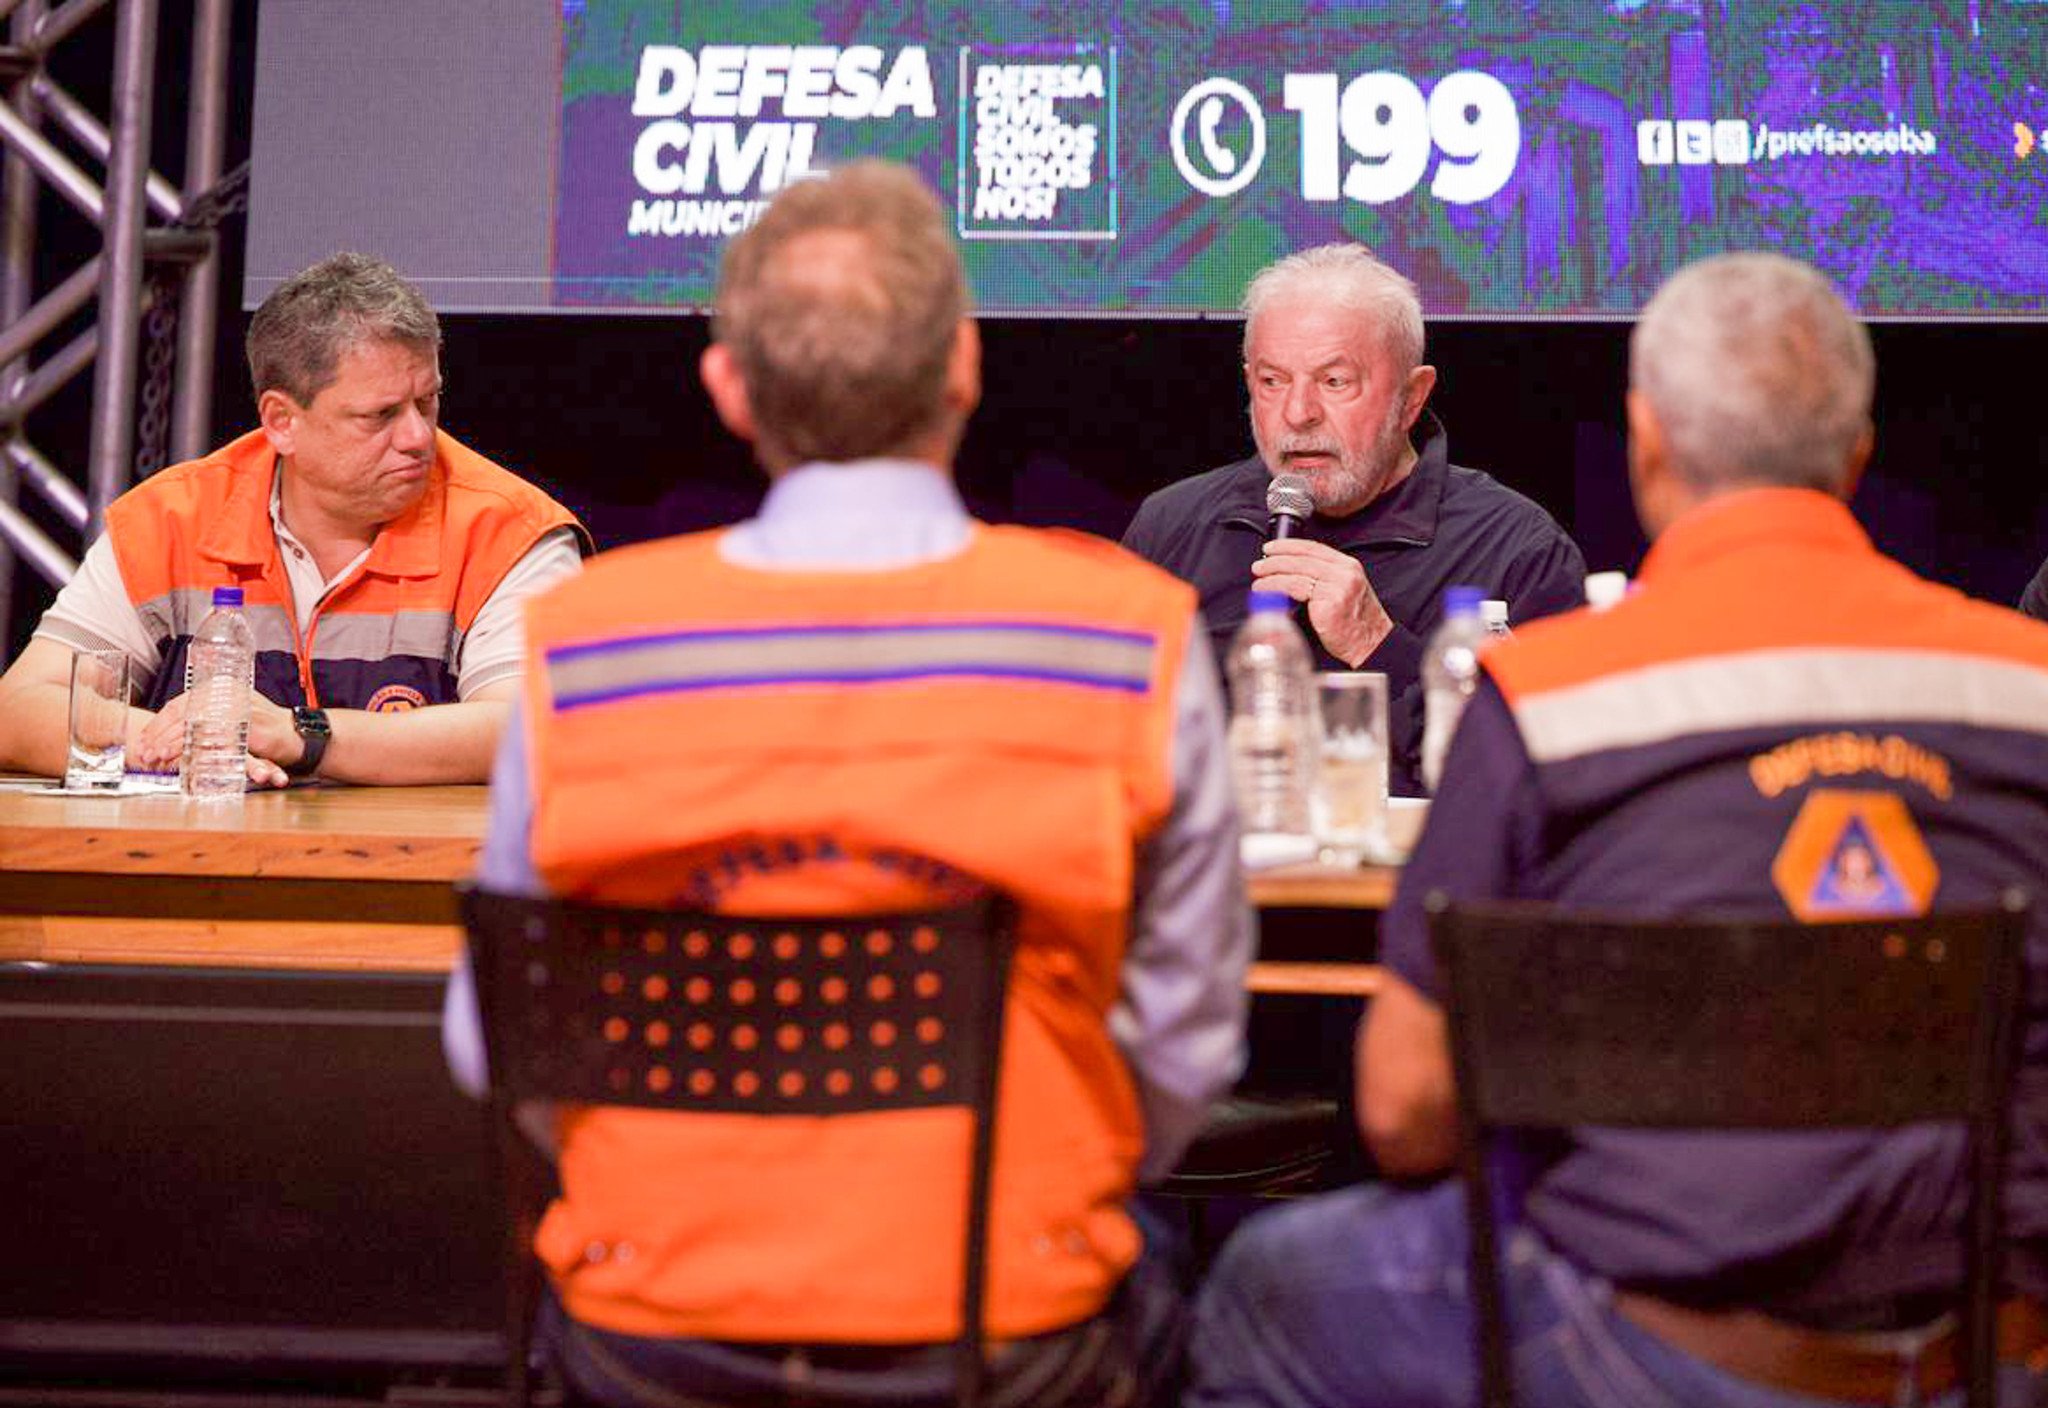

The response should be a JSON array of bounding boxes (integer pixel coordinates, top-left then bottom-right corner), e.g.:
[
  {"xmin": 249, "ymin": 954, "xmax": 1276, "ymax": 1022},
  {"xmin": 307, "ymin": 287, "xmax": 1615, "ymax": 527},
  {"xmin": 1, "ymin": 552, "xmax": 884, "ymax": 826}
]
[{"xmin": 1253, "ymin": 473, "xmax": 1393, "ymax": 665}]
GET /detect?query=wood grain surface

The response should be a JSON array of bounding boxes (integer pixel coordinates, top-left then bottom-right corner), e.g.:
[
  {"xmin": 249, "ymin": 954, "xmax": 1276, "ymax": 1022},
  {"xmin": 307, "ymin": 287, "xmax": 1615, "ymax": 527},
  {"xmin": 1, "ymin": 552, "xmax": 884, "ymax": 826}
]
[{"xmin": 0, "ymin": 781, "xmax": 1399, "ymax": 989}]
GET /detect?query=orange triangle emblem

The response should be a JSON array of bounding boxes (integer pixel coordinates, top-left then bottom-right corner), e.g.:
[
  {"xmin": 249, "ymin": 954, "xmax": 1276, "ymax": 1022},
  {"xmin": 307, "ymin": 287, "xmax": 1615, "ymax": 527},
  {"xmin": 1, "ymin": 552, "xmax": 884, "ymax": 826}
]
[{"xmin": 1771, "ymin": 790, "xmax": 1938, "ymax": 921}]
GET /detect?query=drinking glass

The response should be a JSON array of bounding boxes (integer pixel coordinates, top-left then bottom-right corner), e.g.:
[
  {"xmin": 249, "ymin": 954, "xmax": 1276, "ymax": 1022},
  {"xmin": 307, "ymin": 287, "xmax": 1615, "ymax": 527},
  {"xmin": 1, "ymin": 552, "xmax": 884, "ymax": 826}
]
[
  {"xmin": 1313, "ymin": 671, "xmax": 1390, "ymax": 865},
  {"xmin": 65, "ymin": 648, "xmax": 129, "ymax": 791}
]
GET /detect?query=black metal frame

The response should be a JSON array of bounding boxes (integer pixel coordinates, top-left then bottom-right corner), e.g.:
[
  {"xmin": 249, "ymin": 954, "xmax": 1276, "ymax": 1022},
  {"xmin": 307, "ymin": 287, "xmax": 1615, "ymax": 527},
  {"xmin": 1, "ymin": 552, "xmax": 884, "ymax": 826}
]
[
  {"xmin": 1430, "ymin": 890, "xmax": 2030, "ymax": 1408},
  {"xmin": 460, "ymin": 885, "xmax": 1017, "ymax": 1408}
]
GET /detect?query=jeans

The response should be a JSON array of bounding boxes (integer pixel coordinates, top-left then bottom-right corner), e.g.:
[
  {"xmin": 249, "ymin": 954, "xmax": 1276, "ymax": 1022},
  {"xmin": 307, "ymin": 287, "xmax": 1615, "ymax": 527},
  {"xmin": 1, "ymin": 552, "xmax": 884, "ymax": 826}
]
[
  {"xmin": 543, "ymin": 1202, "xmax": 1188, "ymax": 1408},
  {"xmin": 1188, "ymin": 1179, "xmax": 2045, "ymax": 1408}
]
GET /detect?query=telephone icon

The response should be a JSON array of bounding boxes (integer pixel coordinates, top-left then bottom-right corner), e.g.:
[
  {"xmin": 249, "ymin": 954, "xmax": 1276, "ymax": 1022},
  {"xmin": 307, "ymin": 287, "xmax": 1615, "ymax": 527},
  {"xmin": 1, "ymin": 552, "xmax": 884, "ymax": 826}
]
[
  {"xmin": 1199, "ymin": 95, "xmax": 1237, "ymax": 175},
  {"xmin": 1170, "ymin": 77, "xmax": 1266, "ymax": 196}
]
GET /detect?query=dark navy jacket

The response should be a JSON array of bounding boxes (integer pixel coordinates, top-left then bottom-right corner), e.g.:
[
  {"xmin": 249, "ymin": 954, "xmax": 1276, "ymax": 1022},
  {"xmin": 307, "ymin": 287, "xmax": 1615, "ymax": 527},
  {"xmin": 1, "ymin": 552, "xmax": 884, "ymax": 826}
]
[
  {"xmin": 1121, "ymin": 414, "xmax": 1585, "ymax": 793},
  {"xmin": 1386, "ymin": 489, "xmax": 2048, "ymax": 1316}
]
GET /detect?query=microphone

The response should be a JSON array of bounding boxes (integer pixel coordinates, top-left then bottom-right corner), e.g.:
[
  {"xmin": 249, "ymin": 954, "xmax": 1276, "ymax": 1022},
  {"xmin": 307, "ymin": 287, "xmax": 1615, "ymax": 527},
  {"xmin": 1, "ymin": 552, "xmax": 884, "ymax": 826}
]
[{"xmin": 1266, "ymin": 474, "xmax": 1313, "ymax": 539}]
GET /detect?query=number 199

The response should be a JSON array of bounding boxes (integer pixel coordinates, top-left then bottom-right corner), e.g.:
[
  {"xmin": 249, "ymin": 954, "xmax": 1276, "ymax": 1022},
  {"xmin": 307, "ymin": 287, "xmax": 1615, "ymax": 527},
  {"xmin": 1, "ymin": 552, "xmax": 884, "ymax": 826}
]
[{"xmin": 1283, "ymin": 70, "xmax": 1520, "ymax": 206}]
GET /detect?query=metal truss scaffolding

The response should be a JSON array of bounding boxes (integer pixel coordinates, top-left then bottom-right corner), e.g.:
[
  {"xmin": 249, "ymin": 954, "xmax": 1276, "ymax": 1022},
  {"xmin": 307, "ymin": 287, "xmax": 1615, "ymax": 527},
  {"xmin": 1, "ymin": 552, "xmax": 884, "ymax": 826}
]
[{"xmin": 0, "ymin": 0, "xmax": 234, "ymax": 643}]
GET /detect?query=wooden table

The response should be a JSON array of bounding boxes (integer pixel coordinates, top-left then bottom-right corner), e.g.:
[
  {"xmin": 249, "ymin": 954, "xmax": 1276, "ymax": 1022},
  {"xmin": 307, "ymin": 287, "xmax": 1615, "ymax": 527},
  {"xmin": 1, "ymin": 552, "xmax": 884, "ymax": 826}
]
[
  {"xmin": 0, "ymin": 779, "xmax": 1394, "ymax": 993},
  {"xmin": 0, "ymin": 781, "xmax": 1390, "ymax": 1371},
  {"xmin": 0, "ymin": 781, "xmax": 485, "ymax": 970}
]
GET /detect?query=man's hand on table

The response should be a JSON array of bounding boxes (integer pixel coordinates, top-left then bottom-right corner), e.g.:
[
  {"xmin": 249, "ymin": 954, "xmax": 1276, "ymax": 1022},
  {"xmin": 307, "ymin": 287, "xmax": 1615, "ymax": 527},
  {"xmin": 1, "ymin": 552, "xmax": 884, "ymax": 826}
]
[{"xmin": 132, "ymin": 692, "xmax": 291, "ymax": 789}]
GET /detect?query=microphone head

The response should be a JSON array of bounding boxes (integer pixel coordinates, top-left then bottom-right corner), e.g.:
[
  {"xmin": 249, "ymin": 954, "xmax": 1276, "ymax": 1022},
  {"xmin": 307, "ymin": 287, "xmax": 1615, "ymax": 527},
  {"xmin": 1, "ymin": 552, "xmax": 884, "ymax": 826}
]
[{"xmin": 1266, "ymin": 474, "xmax": 1314, "ymax": 522}]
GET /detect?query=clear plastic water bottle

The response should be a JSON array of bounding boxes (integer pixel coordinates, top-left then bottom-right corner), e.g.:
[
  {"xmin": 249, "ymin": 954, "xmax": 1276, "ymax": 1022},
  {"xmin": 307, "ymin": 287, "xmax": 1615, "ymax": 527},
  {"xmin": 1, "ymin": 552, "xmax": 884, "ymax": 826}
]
[
  {"xmin": 1421, "ymin": 585, "xmax": 1488, "ymax": 794},
  {"xmin": 1225, "ymin": 589, "xmax": 1318, "ymax": 853},
  {"xmin": 180, "ymin": 586, "xmax": 255, "ymax": 800}
]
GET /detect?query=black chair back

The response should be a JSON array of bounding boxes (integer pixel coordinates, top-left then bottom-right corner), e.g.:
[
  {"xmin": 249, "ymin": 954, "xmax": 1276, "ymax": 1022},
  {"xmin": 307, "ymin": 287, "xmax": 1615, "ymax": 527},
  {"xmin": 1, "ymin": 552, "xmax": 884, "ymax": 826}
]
[
  {"xmin": 461, "ymin": 884, "xmax": 1017, "ymax": 1408},
  {"xmin": 1430, "ymin": 891, "xmax": 2029, "ymax": 1408}
]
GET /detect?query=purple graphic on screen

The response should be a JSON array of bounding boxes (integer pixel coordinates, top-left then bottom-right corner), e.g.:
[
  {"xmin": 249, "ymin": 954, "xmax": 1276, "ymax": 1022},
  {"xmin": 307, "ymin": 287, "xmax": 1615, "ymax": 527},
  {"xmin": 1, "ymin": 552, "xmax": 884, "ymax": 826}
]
[{"xmin": 545, "ymin": 2, "xmax": 2048, "ymax": 317}]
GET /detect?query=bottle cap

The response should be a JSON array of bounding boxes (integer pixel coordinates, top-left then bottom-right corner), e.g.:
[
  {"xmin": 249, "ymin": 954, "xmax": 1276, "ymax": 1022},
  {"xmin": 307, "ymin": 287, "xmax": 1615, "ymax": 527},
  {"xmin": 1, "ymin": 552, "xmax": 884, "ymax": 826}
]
[
  {"xmin": 210, "ymin": 586, "xmax": 244, "ymax": 608},
  {"xmin": 1443, "ymin": 585, "xmax": 1484, "ymax": 616},
  {"xmin": 1247, "ymin": 588, "xmax": 1291, "ymax": 614}
]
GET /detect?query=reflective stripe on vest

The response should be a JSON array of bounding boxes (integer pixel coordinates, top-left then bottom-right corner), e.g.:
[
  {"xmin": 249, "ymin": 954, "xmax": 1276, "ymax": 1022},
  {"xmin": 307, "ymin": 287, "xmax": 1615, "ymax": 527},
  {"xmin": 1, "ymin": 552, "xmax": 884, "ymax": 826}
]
[{"xmin": 544, "ymin": 618, "xmax": 1158, "ymax": 710}]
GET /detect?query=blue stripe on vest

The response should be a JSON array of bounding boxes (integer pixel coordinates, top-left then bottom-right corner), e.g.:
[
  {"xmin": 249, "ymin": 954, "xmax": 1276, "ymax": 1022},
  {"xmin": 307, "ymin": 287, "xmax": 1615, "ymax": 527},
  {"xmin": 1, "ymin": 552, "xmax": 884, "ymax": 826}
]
[{"xmin": 545, "ymin": 619, "xmax": 1159, "ymax": 713}]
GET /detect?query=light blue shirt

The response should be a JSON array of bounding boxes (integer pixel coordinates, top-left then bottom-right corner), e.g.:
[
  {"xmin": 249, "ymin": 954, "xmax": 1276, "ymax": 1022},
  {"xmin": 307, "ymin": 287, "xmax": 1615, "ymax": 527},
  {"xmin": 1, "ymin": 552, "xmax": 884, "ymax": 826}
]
[{"xmin": 443, "ymin": 459, "xmax": 1251, "ymax": 1179}]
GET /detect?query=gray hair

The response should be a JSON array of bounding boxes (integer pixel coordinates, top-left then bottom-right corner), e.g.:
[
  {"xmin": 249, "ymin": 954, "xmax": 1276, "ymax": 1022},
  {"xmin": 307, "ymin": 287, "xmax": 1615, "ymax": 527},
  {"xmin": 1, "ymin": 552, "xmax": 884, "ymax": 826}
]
[
  {"xmin": 246, "ymin": 252, "xmax": 440, "ymax": 407},
  {"xmin": 711, "ymin": 160, "xmax": 967, "ymax": 465},
  {"xmin": 1241, "ymin": 243, "xmax": 1425, "ymax": 374},
  {"xmin": 1631, "ymin": 252, "xmax": 1874, "ymax": 494}
]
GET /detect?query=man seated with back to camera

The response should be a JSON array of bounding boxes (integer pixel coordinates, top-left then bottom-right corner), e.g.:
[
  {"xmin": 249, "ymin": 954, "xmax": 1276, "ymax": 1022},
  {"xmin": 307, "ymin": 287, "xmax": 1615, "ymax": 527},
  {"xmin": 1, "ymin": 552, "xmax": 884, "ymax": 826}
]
[
  {"xmin": 441, "ymin": 159, "xmax": 1252, "ymax": 1408},
  {"xmin": 1121, "ymin": 244, "xmax": 1585, "ymax": 793},
  {"xmin": 1187, "ymin": 251, "xmax": 2048, "ymax": 1408},
  {"xmin": 0, "ymin": 252, "xmax": 587, "ymax": 787}
]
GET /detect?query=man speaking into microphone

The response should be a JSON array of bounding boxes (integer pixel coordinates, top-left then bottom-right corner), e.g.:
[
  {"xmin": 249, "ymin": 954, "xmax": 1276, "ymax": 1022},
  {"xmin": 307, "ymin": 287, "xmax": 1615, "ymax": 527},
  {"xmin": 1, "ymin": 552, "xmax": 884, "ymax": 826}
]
[{"xmin": 1122, "ymin": 244, "xmax": 1585, "ymax": 794}]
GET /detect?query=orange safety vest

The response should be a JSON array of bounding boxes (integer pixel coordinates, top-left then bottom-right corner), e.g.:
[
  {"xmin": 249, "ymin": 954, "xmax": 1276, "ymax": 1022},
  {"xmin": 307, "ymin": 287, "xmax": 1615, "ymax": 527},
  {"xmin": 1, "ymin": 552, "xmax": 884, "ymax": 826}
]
[
  {"xmin": 106, "ymin": 428, "xmax": 585, "ymax": 712},
  {"xmin": 521, "ymin": 523, "xmax": 1195, "ymax": 1344}
]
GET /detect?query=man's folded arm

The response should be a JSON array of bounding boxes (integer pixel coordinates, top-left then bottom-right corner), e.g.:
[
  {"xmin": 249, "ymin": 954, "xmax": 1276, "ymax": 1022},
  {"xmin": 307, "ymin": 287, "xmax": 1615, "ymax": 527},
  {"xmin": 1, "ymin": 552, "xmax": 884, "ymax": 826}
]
[
  {"xmin": 0, "ymin": 532, "xmax": 166, "ymax": 776},
  {"xmin": 0, "ymin": 637, "xmax": 145, "ymax": 776},
  {"xmin": 261, "ymin": 683, "xmax": 518, "ymax": 785},
  {"xmin": 253, "ymin": 526, "xmax": 583, "ymax": 785},
  {"xmin": 1115, "ymin": 623, "xmax": 1254, "ymax": 1182},
  {"xmin": 1360, "ymin": 678, "xmax": 1542, "ymax": 1175}
]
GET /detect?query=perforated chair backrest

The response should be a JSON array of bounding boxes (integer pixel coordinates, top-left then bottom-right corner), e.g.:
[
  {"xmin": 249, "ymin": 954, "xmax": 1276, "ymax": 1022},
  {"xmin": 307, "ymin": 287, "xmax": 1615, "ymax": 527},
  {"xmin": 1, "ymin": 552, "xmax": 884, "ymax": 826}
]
[
  {"xmin": 1429, "ymin": 892, "xmax": 2029, "ymax": 1408},
  {"xmin": 461, "ymin": 885, "xmax": 1017, "ymax": 1408}
]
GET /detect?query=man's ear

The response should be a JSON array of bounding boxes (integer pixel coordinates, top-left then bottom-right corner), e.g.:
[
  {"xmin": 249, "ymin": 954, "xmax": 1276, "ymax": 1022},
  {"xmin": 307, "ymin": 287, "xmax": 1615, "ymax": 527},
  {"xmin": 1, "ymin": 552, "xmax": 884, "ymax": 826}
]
[
  {"xmin": 699, "ymin": 342, "xmax": 757, "ymax": 445},
  {"xmin": 1837, "ymin": 423, "xmax": 1874, "ymax": 502},
  {"xmin": 257, "ymin": 389, "xmax": 299, "ymax": 458},
  {"xmin": 1401, "ymin": 364, "xmax": 1438, "ymax": 430},
  {"xmin": 945, "ymin": 317, "xmax": 982, "ymax": 417},
  {"xmin": 1625, "ymin": 387, "xmax": 1680, "ymax": 538}
]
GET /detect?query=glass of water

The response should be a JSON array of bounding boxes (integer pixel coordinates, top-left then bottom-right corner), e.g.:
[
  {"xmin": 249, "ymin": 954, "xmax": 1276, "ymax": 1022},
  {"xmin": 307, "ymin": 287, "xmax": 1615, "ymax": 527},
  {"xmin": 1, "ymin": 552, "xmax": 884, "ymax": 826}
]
[
  {"xmin": 65, "ymin": 648, "xmax": 130, "ymax": 791},
  {"xmin": 1312, "ymin": 671, "xmax": 1390, "ymax": 866}
]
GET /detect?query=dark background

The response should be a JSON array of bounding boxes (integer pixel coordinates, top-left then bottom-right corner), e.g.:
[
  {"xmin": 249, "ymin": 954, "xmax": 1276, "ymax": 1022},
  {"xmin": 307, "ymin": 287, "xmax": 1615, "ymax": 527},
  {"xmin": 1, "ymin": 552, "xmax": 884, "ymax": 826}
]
[{"xmin": 6, "ymin": 4, "xmax": 2045, "ymax": 658}]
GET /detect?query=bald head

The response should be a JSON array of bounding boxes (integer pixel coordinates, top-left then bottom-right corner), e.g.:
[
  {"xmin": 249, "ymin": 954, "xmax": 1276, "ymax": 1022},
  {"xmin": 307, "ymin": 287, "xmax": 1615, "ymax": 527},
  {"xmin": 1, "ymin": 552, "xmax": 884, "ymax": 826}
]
[
  {"xmin": 1630, "ymin": 252, "xmax": 1875, "ymax": 498},
  {"xmin": 708, "ymin": 161, "xmax": 971, "ymax": 469}
]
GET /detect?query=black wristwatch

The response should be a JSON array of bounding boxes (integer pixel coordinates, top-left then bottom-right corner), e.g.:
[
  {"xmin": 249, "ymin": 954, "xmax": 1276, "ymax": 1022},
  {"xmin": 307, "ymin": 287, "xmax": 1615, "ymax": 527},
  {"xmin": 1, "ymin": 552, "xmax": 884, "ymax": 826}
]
[{"xmin": 287, "ymin": 706, "xmax": 332, "ymax": 778}]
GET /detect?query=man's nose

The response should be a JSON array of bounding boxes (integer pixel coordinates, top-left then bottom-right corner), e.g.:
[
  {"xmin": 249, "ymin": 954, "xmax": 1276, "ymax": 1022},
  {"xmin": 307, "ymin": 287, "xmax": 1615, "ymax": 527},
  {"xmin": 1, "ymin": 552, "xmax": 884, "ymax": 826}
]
[
  {"xmin": 392, "ymin": 404, "xmax": 433, "ymax": 455},
  {"xmin": 1283, "ymin": 379, "xmax": 1322, "ymax": 427}
]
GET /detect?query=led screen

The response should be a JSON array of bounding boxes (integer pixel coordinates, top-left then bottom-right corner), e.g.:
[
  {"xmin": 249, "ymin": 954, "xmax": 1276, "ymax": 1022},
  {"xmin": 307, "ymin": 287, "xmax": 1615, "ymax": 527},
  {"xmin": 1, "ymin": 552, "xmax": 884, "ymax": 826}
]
[{"xmin": 247, "ymin": 1, "xmax": 2048, "ymax": 318}]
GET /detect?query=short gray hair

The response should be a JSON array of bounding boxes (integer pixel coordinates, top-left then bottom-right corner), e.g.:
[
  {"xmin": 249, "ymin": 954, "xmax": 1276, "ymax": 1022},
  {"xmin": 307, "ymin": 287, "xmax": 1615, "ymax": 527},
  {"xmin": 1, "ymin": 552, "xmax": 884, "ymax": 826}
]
[
  {"xmin": 246, "ymin": 252, "xmax": 440, "ymax": 407},
  {"xmin": 1631, "ymin": 252, "xmax": 1874, "ymax": 494},
  {"xmin": 1241, "ymin": 244, "xmax": 1425, "ymax": 373},
  {"xmin": 712, "ymin": 160, "xmax": 967, "ymax": 464}
]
